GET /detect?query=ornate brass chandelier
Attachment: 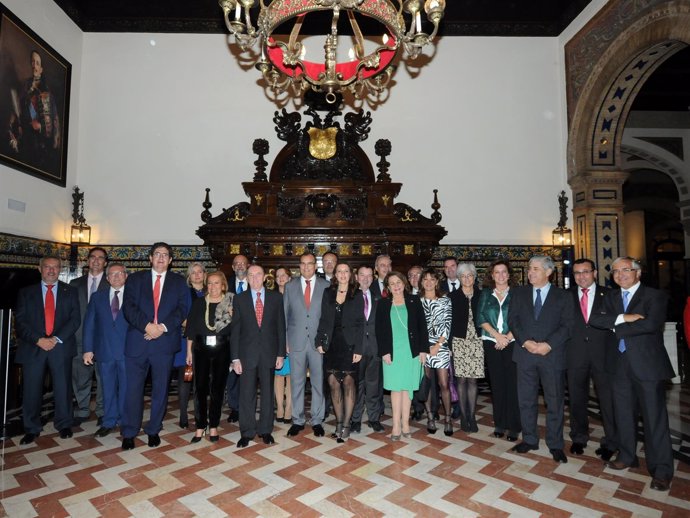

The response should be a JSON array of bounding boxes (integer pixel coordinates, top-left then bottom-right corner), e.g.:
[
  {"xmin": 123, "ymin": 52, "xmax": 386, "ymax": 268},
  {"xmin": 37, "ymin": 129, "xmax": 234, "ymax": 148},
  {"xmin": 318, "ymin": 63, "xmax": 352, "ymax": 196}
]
[{"xmin": 219, "ymin": 0, "xmax": 445, "ymax": 103}]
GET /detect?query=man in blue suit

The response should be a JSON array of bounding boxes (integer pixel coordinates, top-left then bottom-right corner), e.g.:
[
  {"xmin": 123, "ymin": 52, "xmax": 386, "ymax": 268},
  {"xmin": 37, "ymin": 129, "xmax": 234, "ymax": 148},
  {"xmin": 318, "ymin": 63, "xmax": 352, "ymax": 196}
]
[
  {"xmin": 509, "ymin": 255, "xmax": 573, "ymax": 464},
  {"xmin": 83, "ymin": 262, "xmax": 128, "ymax": 438},
  {"xmin": 121, "ymin": 242, "xmax": 190, "ymax": 450},
  {"xmin": 15, "ymin": 255, "xmax": 81, "ymax": 444}
]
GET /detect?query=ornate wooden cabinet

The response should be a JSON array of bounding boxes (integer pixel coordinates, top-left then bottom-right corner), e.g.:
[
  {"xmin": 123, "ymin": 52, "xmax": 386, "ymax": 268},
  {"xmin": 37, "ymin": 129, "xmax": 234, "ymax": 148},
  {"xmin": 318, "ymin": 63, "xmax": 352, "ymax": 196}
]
[{"xmin": 197, "ymin": 97, "xmax": 446, "ymax": 276}]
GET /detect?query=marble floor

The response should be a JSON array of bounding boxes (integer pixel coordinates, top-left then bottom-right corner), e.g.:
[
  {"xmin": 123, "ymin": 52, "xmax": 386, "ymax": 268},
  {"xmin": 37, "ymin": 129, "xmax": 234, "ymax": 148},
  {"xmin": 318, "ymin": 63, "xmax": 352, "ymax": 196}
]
[{"xmin": 1, "ymin": 383, "xmax": 689, "ymax": 517}]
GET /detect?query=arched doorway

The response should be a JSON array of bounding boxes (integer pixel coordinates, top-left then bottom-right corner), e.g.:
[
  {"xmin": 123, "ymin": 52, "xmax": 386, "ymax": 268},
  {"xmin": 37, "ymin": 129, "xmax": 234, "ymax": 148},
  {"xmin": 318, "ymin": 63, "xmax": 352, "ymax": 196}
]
[{"xmin": 566, "ymin": 1, "xmax": 690, "ymax": 286}]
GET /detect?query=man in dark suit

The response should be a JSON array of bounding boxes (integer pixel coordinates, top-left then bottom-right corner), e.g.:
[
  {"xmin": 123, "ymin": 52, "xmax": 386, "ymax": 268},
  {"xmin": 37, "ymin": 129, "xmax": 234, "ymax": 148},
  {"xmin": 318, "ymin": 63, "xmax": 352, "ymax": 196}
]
[
  {"xmin": 82, "ymin": 262, "xmax": 128, "ymax": 437},
  {"xmin": 566, "ymin": 259, "xmax": 616, "ymax": 460},
  {"xmin": 231, "ymin": 264, "xmax": 286, "ymax": 447},
  {"xmin": 284, "ymin": 252, "xmax": 329, "ymax": 437},
  {"xmin": 15, "ymin": 255, "xmax": 81, "ymax": 444},
  {"xmin": 69, "ymin": 246, "xmax": 109, "ymax": 426},
  {"xmin": 120, "ymin": 242, "xmax": 190, "ymax": 450},
  {"xmin": 350, "ymin": 265, "xmax": 384, "ymax": 433},
  {"xmin": 369, "ymin": 254, "xmax": 391, "ymax": 299},
  {"xmin": 509, "ymin": 255, "xmax": 573, "ymax": 463},
  {"xmin": 589, "ymin": 257, "xmax": 675, "ymax": 491},
  {"xmin": 225, "ymin": 253, "xmax": 249, "ymax": 423},
  {"xmin": 441, "ymin": 256, "xmax": 460, "ymax": 294}
]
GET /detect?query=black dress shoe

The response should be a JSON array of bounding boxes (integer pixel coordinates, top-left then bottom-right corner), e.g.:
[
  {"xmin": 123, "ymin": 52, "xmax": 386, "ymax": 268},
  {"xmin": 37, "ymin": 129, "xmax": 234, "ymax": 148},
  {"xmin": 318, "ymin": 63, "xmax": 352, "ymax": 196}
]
[
  {"xmin": 20, "ymin": 433, "xmax": 38, "ymax": 445},
  {"xmin": 95, "ymin": 427, "xmax": 113, "ymax": 438},
  {"xmin": 59, "ymin": 428, "xmax": 73, "ymax": 439},
  {"xmin": 368, "ymin": 421, "xmax": 384, "ymax": 432},
  {"xmin": 227, "ymin": 409, "xmax": 239, "ymax": 423},
  {"xmin": 569, "ymin": 442, "xmax": 585, "ymax": 455},
  {"xmin": 550, "ymin": 448, "xmax": 568, "ymax": 463},
  {"xmin": 595, "ymin": 446, "xmax": 615, "ymax": 462},
  {"xmin": 261, "ymin": 433, "xmax": 275, "ymax": 444},
  {"xmin": 179, "ymin": 421, "xmax": 189, "ymax": 429},
  {"xmin": 650, "ymin": 478, "xmax": 671, "ymax": 491},
  {"xmin": 122, "ymin": 437, "xmax": 135, "ymax": 450},
  {"xmin": 350, "ymin": 421, "xmax": 361, "ymax": 433},
  {"xmin": 511, "ymin": 442, "xmax": 539, "ymax": 454},
  {"xmin": 492, "ymin": 430, "xmax": 505, "ymax": 439},
  {"xmin": 287, "ymin": 424, "xmax": 304, "ymax": 436},
  {"xmin": 237, "ymin": 436, "xmax": 251, "ymax": 448},
  {"xmin": 147, "ymin": 434, "xmax": 161, "ymax": 447},
  {"xmin": 506, "ymin": 434, "xmax": 518, "ymax": 442},
  {"xmin": 313, "ymin": 424, "xmax": 325, "ymax": 437}
]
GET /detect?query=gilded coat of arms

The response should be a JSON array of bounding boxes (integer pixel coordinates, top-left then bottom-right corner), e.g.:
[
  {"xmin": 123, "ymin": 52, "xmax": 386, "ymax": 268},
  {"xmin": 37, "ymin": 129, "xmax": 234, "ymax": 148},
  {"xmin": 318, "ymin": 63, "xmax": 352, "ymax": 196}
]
[{"xmin": 307, "ymin": 126, "xmax": 338, "ymax": 159}]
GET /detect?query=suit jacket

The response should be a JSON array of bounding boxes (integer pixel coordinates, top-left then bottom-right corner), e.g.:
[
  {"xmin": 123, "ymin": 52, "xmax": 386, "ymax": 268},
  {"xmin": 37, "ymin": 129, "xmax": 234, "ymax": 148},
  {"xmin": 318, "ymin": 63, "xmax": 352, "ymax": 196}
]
[
  {"xmin": 122, "ymin": 269, "xmax": 190, "ymax": 357},
  {"xmin": 15, "ymin": 281, "xmax": 81, "ymax": 363},
  {"xmin": 82, "ymin": 288, "xmax": 128, "ymax": 362},
  {"xmin": 230, "ymin": 289, "xmax": 286, "ymax": 369},
  {"xmin": 370, "ymin": 278, "xmax": 388, "ymax": 299},
  {"xmin": 441, "ymin": 279, "xmax": 460, "ymax": 295},
  {"xmin": 509, "ymin": 284, "xmax": 574, "ymax": 369},
  {"xmin": 283, "ymin": 275, "xmax": 329, "ymax": 352},
  {"xmin": 227, "ymin": 273, "xmax": 249, "ymax": 295},
  {"xmin": 316, "ymin": 287, "xmax": 365, "ymax": 354},
  {"xmin": 69, "ymin": 273, "xmax": 109, "ymax": 352},
  {"xmin": 448, "ymin": 288, "xmax": 481, "ymax": 339},
  {"xmin": 589, "ymin": 284, "xmax": 674, "ymax": 381},
  {"xmin": 566, "ymin": 284, "xmax": 610, "ymax": 369},
  {"xmin": 376, "ymin": 295, "xmax": 429, "ymax": 360}
]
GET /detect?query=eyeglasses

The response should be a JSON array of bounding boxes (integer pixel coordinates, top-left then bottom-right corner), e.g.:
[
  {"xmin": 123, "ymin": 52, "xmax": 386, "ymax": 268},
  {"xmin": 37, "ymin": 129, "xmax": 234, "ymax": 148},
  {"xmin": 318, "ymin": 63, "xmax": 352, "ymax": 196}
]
[
  {"xmin": 573, "ymin": 270, "xmax": 593, "ymax": 275},
  {"xmin": 612, "ymin": 268, "xmax": 638, "ymax": 275},
  {"xmin": 108, "ymin": 271, "xmax": 126, "ymax": 277},
  {"xmin": 459, "ymin": 274, "xmax": 475, "ymax": 279},
  {"xmin": 153, "ymin": 252, "xmax": 170, "ymax": 258}
]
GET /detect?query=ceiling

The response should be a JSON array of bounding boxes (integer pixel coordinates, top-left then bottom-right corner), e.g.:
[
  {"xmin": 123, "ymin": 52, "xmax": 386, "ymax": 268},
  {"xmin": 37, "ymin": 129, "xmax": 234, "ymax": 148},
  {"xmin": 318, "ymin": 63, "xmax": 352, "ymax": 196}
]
[{"xmin": 52, "ymin": 0, "xmax": 592, "ymax": 37}]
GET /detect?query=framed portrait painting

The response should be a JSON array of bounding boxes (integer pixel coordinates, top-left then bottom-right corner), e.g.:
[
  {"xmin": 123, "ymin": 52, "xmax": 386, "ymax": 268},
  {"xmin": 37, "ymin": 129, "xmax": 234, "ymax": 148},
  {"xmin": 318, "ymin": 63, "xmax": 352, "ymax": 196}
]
[{"xmin": 0, "ymin": 3, "xmax": 71, "ymax": 186}]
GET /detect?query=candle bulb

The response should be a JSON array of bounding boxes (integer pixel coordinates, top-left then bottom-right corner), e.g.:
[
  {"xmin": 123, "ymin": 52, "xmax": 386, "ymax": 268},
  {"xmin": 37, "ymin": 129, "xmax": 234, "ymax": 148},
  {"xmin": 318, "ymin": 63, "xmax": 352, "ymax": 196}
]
[
  {"xmin": 234, "ymin": 3, "xmax": 241, "ymax": 21},
  {"xmin": 415, "ymin": 11, "xmax": 422, "ymax": 33}
]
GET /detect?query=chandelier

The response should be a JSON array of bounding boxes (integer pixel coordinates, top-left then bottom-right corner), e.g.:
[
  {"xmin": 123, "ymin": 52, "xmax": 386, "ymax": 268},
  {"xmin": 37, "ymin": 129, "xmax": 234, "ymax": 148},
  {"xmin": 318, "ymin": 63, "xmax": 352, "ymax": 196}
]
[{"xmin": 219, "ymin": 0, "xmax": 446, "ymax": 103}]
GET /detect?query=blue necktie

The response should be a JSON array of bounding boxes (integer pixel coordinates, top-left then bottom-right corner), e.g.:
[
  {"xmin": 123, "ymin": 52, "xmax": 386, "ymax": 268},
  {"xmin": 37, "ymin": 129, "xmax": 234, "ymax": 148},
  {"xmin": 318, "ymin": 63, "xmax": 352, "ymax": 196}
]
[
  {"xmin": 237, "ymin": 281, "xmax": 244, "ymax": 294},
  {"xmin": 534, "ymin": 288, "xmax": 543, "ymax": 319},
  {"xmin": 618, "ymin": 290, "xmax": 630, "ymax": 352}
]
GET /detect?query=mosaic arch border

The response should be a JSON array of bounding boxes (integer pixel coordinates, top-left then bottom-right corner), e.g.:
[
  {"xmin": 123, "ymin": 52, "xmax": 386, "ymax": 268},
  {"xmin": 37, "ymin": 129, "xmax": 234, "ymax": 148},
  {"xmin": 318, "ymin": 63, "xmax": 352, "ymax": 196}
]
[{"xmin": 566, "ymin": 0, "xmax": 690, "ymax": 178}]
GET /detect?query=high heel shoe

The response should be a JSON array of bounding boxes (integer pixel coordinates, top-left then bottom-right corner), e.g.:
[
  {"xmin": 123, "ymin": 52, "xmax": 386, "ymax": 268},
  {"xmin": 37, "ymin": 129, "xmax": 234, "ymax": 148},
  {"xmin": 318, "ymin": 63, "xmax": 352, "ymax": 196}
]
[
  {"xmin": 402, "ymin": 430, "xmax": 412, "ymax": 439},
  {"xmin": 390, "ymin": 433, "xmax": 401, "ymax": 441},
  {"xmin": 209, "ymin": 428, "xmax": 219, "ymax": 443},
  {"xmin": 190, "ymin": 429, "xmax": 206, "ymax": 444},
  {"xmin": 332, "ymin": 422, "xmax": 344, "ymax": 441},
  {"xmin": 444, "ymin": 418, "xmax": 453, "ymax": 437},
  {"xmin": 340, "ymin": 426, "xmax": 350, "ymax": 443},
  {"xmin": 426, "ymin": 412, "xmax": 437, "ymax": 434}
]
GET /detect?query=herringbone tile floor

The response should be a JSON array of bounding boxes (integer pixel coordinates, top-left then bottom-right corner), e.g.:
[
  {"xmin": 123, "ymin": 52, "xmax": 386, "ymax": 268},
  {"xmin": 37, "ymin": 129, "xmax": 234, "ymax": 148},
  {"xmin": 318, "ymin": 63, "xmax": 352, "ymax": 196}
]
[{"xmin": 2, "ymin": 386, "xmax": 689, "ymax": 517}]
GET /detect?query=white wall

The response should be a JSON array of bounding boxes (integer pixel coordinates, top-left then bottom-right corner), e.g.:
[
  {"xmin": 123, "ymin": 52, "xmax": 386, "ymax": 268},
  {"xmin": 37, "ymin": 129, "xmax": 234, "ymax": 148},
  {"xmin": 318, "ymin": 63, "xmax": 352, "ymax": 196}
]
[
  {"xmin": 3, "ymin": 2, "xmax": 611, "ymax": 247},
  {"xmin": 0, "ymin": 0, "xmax": 83, "ymax": 241}
]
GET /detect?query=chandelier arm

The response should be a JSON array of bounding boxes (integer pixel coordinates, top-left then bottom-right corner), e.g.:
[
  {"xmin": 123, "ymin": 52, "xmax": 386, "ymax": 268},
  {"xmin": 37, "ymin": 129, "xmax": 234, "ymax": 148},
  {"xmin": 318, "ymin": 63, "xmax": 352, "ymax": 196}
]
[
  {"xmin": 287, "ymin": 14, "xmax": 305, "ymax": 57},
  {"xmin": 348, "ymin": 11, "xmax": 366, "ymax": 60}
]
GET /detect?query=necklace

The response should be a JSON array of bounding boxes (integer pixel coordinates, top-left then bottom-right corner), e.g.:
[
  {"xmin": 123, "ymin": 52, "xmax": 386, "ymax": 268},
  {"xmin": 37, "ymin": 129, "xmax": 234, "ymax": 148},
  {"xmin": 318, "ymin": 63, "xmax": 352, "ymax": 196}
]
[
  {"xmin": 393, "ymin": 303, "xmax": 408, "ymax": 330},
  {"xmin": 204, "ymin": 295, "xmax": 221, "ymax": 331},
  {"xmin": 495, "ymin": 286, "xmax": 509, "ymax": 296}
]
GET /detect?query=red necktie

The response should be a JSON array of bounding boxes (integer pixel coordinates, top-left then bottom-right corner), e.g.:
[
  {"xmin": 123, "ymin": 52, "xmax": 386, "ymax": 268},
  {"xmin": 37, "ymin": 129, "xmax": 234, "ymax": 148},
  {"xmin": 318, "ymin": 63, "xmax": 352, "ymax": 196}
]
[
  {"xmin": 304, "ymin": 279, "xmax": 311, "ymax": 310},
  {"xmin": 45, "ymin": 284, "xmax": 55, "ymax": 336},
  {"xmin": 153, "ymin": 274, "xmax": 161, "ymax": 324},
  {"xmin": 580, "ymin": 287, "xmax": 589, "ymax": 323},
  {"xmin": 255, "ymin": 291, "xmax": 264, "ymax": 327}
]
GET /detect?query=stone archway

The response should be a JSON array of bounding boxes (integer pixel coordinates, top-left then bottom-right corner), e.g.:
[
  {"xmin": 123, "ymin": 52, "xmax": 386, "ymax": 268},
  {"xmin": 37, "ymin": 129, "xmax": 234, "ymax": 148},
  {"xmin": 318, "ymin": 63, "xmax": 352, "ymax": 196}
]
[{"xmin": 566, "ymin": 0, "xmax": 690, "ymax": 281}]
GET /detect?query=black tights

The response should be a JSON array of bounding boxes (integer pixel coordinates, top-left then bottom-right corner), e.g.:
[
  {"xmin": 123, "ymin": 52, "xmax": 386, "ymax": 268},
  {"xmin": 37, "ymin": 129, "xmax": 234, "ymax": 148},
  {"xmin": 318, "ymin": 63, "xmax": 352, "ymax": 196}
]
[
  {"xmin": 424, "ymin": 366, "xmax": 451, "ymax": 420},
  {"xmin": 456, "ymin": 377, "xmax": 478, "ymax": 421},
  {"xmin": 328, "ymin": 372, "xmax": 356, "ymax": 428}
]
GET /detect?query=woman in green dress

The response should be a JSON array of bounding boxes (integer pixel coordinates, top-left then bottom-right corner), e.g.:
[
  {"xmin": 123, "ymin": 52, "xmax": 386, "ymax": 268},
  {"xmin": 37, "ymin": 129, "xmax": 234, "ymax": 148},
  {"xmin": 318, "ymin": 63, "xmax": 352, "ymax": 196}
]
[{"xmin": 376, "ymin": 271, "xmax": 429, "ymax": 440}]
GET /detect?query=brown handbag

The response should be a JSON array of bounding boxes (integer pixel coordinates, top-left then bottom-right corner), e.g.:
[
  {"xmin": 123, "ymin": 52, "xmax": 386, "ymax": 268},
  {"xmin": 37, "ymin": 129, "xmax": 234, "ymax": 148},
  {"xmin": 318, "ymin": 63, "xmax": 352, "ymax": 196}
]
[{"xmin": 183, "ymin": 364, "xmax": 193, "ymax": 382}]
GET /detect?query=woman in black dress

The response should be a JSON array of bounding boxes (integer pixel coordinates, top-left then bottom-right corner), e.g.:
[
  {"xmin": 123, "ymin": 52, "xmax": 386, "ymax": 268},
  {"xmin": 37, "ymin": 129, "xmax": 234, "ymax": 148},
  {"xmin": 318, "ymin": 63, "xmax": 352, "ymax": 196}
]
[
  {"xmin": 316, "ymin": 262, "xmax": 364, "ymax": 442},
  {"xmin": 185, "ymin": 271, "xmax": 233, "ymax": 443}
]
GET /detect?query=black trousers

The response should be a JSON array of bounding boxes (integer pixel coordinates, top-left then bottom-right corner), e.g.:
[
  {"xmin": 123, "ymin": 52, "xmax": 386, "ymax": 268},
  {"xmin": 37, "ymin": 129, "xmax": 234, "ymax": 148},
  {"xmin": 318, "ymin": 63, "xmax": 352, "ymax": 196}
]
[
  {"xmin": 193, "ymin": 343, "xmax": 231, "ymax": 429},
  {"xmin": 351, "ymin": 351, "xmax": 383, "ymax": 423},
  {"xmin": 483, "ymin": 341, "xmax": 521, "ymax": 434},
  {"xmin": 612, "ymin": 353, "xmax": 674, "ymax": 480},
  {"xmin": 238, "ymin": 363, "xmax": 275, "ymax": 438},
  {"xmin": 567, "ymin": 360, "xmax": 616, "ymax": 449}
]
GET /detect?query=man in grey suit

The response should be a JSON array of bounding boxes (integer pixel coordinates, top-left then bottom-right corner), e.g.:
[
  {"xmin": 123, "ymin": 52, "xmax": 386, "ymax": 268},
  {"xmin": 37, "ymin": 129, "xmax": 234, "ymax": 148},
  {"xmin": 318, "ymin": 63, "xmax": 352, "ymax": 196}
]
[
  {"xmin": 284, "ymin": 252, "xmax": 329, "ymax": 437},
  {"xmin": 350, "ymin": 265, "xmax": 384, "ymax": 433},
  {"xmin": 69, "ymin": 246, "xmax": 109, "ymax": 425},
  {"xmin": 509, "ymin": 255, "xmax": 573, "ymax": 463}
]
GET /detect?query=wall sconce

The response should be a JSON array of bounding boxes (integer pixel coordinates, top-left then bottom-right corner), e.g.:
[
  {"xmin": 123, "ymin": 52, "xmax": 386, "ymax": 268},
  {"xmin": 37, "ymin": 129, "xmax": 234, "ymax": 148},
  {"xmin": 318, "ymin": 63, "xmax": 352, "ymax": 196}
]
[
  {"xmin": 552, "ymin": 190, "xmax": 572, "ymax": 247},
  {"xmin": 70, "ymin": 186, "xmax": 91, "ymax": 245}
]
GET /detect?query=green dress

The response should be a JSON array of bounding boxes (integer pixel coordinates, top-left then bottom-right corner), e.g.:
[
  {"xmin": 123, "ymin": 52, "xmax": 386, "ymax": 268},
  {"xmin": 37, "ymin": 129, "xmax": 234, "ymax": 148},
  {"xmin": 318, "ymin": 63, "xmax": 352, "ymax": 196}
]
[{"xmin": 382, "ymin": 303, "xmax": 422, "ymax": 396}]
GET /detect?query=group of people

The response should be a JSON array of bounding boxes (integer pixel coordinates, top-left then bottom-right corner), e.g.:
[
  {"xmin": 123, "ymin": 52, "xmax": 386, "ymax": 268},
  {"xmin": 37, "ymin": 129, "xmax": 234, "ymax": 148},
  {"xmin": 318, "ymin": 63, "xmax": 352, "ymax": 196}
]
[{"xmin": 13, "ymin": 246, "xmax": 676, "ymax": 491}]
